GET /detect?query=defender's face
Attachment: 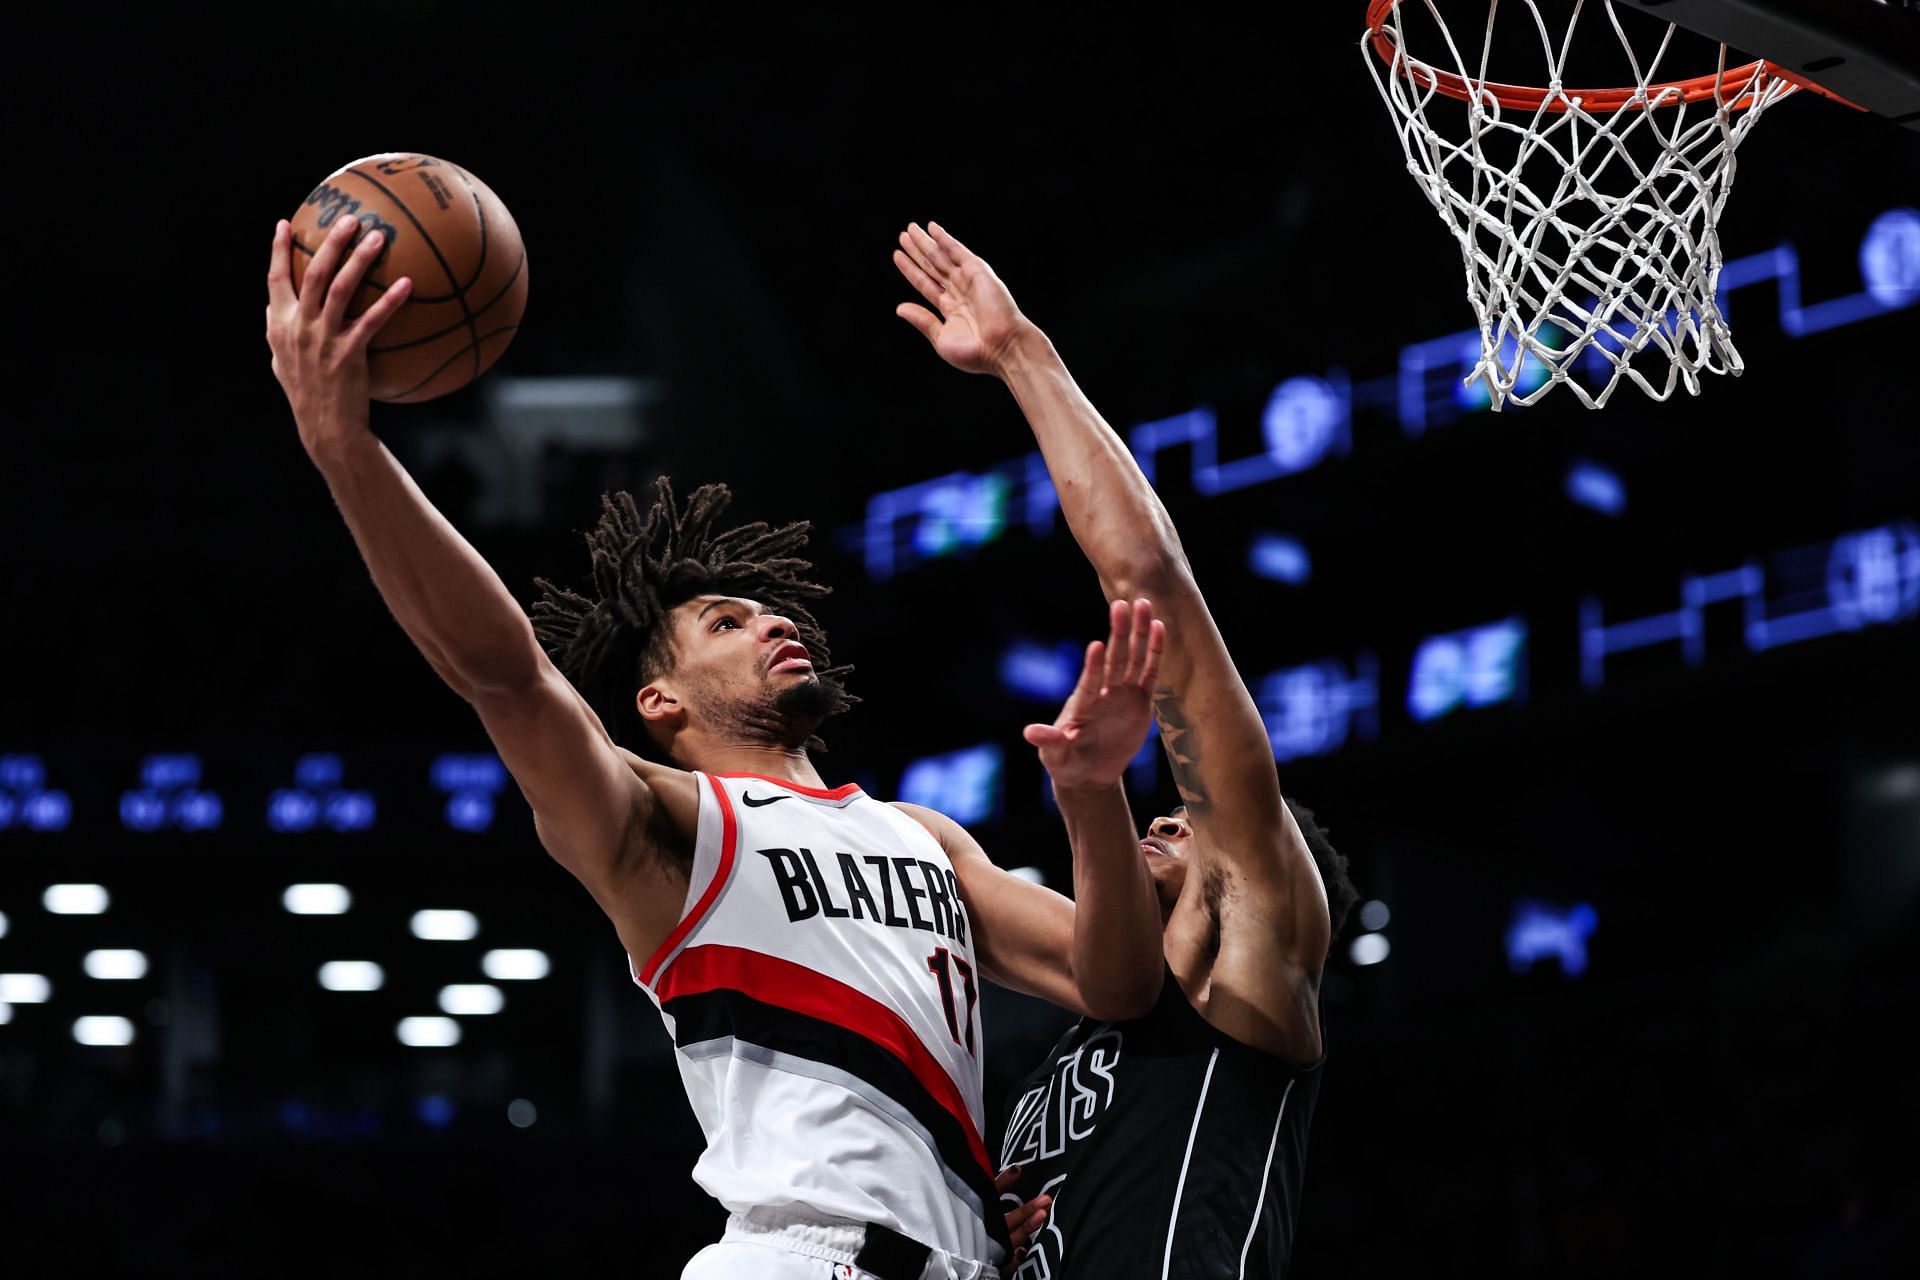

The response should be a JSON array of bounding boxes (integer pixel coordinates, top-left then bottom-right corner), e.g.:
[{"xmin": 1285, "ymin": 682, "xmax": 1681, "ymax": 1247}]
[{"xmin": 1141, "ymin": 807, "xmax": 1194, "ymax": 905}]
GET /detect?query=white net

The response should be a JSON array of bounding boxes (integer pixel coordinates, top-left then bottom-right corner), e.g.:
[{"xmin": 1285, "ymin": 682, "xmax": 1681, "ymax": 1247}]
[{"xmin": 1363, "ymin": 0, "xmax": 1800, "ymax": 410}]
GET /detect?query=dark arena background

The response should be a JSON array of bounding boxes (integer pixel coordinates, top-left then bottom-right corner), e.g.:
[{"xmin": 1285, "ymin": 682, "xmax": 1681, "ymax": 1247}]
[{"xmin": 4, "ymin": 7, "xmax": 1917, "ymax": 1276}]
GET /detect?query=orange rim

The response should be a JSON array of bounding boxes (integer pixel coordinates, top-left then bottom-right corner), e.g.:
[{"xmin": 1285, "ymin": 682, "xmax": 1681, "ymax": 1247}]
[{"xmin": 1363, "ymin": 0, "xmax": 1862, "ymax": 113}]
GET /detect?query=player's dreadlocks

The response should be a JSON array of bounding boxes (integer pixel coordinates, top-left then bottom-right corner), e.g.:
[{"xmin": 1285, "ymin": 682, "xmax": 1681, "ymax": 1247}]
[{"xmin": 529, "ymin": 478, "xmax": 855, "ymax": 762}]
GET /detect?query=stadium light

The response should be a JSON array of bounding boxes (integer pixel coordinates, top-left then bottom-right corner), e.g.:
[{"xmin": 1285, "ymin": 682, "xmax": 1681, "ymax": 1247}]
[
  {"xmin": 73, "ymin": 1016, "xmax": 135, "ymax": 1047},
  {"xmin": 0, "ymin": 910, "xmax": 8, "ymax": 938},
  {"xmin": 411, "ymin": 910, "xmax": 479, "ymax": 942},
  {"xmin": 481, "ymin": 950, "xmax": 550, "ymax": 981},
  {"xmin": 508, "ymin": 1099, "xmax": 538, "ymax": 1129},
  {"xmin": 0, "ymin": 1002, "xmax": 11, "ymax": 1025},
  {"xmin": 318, "ymin": 961, "xmax": 384, "ymax": 992},
  {"xmin": 1349, "ymin": 934, "xmax": 1391, "ymax": 966},
  {"xmin": 83, "ymin": 950, "xmax": 148, "ymax": 981},
  {"xmin": 1358, "ymin": 900, "xmax": 1391, "ymax": 932},
  {"xmin": 1008, "ymin": 867, "xmax": 1046, "ymax": 886},
  {"xmin": 44, "ymin": 884, "xmax": 109, "ymax": 915},
  {"xmin": 283, "ymin": 884, "xmax": 352, "ymax": 916},
  {"xmin": 397, "ymin": 1017, "xmax": 461, "ymax": 1048},
  {"xmin": 439, "ymin": 984, "xmax": 504, "ymax": 1016},
  {"xmin": 0, "ymin": 974, "xmax": 52, "ymax": 1003}
]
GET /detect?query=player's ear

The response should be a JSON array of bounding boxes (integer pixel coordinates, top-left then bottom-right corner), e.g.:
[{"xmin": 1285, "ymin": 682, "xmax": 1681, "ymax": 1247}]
[{"xmin": 637, "ymin": 680, "xmax": 683, "ymax": 727}]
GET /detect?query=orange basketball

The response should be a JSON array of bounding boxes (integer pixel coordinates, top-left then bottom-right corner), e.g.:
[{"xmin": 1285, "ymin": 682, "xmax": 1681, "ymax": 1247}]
[{"xmin": 288, "ymin": 153, "xmax": 528, "ymax": 403}]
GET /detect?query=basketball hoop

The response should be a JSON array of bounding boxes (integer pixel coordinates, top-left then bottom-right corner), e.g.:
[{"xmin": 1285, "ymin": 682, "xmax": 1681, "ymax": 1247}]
[{"xmin": 1362, "ymin": 0, "xmax": 1849, "ymax": 410}]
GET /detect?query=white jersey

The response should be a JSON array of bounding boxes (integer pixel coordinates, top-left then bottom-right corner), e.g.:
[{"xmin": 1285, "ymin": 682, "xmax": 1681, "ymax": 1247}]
[{"xmin": 632, "ymin": 772, "xmax": 1007, "ymax": 1267}]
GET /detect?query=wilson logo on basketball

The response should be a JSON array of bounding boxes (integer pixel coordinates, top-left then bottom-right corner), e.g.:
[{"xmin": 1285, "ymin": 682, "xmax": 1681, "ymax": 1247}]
[{"xmin": 303, "ymin": 183, "xmax": 400, "ymax": 251}]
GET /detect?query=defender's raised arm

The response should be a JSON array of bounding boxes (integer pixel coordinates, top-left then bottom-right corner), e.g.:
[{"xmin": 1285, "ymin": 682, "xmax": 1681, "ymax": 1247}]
[{"xmin": 895, "ymin": 222, "xmax": 1335, "ymax": 1057}]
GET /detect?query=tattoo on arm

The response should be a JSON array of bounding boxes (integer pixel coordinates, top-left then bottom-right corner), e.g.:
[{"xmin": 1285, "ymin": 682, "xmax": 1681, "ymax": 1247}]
[{"xmin": 1153, "ymin": 687, "xmax": 1213, "ymax": 819}]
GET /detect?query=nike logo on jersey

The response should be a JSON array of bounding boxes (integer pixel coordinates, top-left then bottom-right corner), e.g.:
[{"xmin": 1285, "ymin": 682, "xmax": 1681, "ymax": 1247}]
[{"xmin": 741, "ymin": 792, "xmax": 791, "ymax": 807}]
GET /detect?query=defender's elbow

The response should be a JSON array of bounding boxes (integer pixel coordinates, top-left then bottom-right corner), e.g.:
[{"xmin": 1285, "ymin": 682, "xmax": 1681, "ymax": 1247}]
[{"xmin": 1106, "ymin": 553, "xmax": 1195, "ymax": 607}]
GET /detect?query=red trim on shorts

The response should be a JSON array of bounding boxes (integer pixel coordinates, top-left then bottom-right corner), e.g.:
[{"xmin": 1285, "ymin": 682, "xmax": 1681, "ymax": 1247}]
[
  {"xmin": 655, "ymin": 942, "xmax": 992, "ymax": 1176},
  {"xmin": 637, "ymin": 773, "xmax": 738, "ymax": 987},
  {"xmin": 711, "ymin": 772, "xmax": 863, "ymax": 802}
]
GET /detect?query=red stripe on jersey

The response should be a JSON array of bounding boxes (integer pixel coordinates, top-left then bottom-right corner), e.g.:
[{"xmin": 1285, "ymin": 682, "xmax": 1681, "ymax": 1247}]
[
  {"xmin": 711, "ymin": 772, "xmax": 863, "ymax": 802},
  {"xmin": 638, "ymin": 774, "xmax": 739, "ymax": 987},
  {"xmin": 656, "ymin": 942, "xmax": 991, "ymax": 1176}
]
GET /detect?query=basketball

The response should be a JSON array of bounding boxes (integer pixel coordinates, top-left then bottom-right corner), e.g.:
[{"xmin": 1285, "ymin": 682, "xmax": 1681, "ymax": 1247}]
[{"xmin": 287, "ymin": 153, "xmax": 528, "ymax": 403}]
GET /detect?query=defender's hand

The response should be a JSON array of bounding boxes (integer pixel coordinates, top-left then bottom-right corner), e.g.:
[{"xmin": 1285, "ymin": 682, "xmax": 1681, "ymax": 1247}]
[
  {"xmin": 264, "ymin": 215, "xmax": 412, "ymax": 446},
  {"xmin": 893, "ymin": 222, "xmax": 1037, "ymax": 378},
  {"xmin": 1024, "ymin": 599, "xmax": 1165, "ymax": 793},
  {"xmin": 995, "ymin": 1165, "xmax": 1051, "ymax": 1274}
]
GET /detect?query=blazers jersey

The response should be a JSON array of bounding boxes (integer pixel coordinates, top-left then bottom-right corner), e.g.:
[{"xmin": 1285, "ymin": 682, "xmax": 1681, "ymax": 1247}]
[
  {"xmin": 633, "ymin": 772, "xmax": 1009, "ymax": 1266},
  {"xmin": 1000, "ymin": 965, "xmax": 1322, "ymax": 1278}
]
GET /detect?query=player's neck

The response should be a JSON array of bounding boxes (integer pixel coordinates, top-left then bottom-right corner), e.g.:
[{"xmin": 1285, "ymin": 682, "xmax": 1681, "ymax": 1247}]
[{"xmin": 686, "ymin": 738, "xmax": 826, "ymax": 790}]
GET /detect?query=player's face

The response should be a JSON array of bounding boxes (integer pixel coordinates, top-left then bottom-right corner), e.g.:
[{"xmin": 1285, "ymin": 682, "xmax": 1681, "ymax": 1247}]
[
  {"xmin": 1140, "ymin": 807, "xmax": 1194, "ymax": 906},
  {"xmin": 661, "ymin": 595, "xmax": 833, "ymax": 738},
  {"xmin": 672, "ymin": 594, "xmax": 815, "ymax": 690}
]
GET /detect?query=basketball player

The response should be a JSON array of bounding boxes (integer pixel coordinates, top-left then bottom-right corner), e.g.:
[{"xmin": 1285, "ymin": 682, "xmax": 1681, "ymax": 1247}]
[
  {"xmin": 263, "ymin": 212, "xmax": 1170, "ymax": 1279},
  {"xmin": 895, "ymin": 223, "xmax": 1361, "ymax": 1277}
]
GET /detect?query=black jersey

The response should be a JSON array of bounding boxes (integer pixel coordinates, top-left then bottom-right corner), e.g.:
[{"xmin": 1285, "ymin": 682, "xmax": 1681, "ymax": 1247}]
[{"xmin": 999, "ymin": 965, "xmax": 1322, "ymax": 1279}]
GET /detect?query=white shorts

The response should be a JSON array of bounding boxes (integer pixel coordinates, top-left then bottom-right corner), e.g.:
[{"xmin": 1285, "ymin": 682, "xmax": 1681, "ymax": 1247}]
[{"xmin": 682, "ymin": 1207, "xmax": 995, "ymax": 1280}]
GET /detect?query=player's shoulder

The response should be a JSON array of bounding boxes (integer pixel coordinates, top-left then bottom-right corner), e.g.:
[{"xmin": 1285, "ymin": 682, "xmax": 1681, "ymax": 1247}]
[
  {"xmin": 888, "ymin": 799, "xmax": 946, "ymax": 833},
  {"xmin": 610, "ymin": 746, "xmax": 702, "ymax": 825},
  {"xmin": 887, "ymin": 801, "xmax": 985, "ymax": 857}
]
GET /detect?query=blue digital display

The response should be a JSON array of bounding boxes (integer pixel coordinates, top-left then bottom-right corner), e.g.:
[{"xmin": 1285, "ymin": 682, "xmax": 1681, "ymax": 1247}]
[
  {"xmin": 446, "ymin": 790, "xmax": 496, "ymax": 834},
  {"xmin": 1408, "ymin": 619, "xmax": 1528, "ymax": 723},
  {"xmin": 1565, "ymin": 460, "xmax": 1626, "ymax": 517},
  {"xmin": 120, "ymin": 790, "xmax": 169, "ymax": 832},
  {"xmin": 121, "ymin": 755, "xmax": 223, "ymax": 832},
  {"xmin": 1257, "ymin": 655, "xmax": 1380, "ymax": 763},
  {"xmin": 140, "ymin": 754, "xmax": 202, "ymax": 791},
  {"xmin": 267, "ymin": 789, "xmax": 321, "ymax": 834},
  {"xmin": 899, "ymin": 744, "xmax": 1003, "ymax": 827},
  {"xmin": 431, "ymin": 754, "xmax": 508, "ymax": 794},
  {"xmin": 1581, "ymin": 522, "xmax": 1920, "ymax": 688},
  {"xmin": 0, "ymin": 755, "xmax": 46, "ymax": 791},
  {"xmin": 295, "ymin": 754, "xmax": 345, "ymax": 790},
  {"xmin": 21, "ymin": 791, "xmax": 71, "ymax": 833},
  {"xmin": 1860, "ymin": 207, "xmax": 1920, "ymax": 308},
  {"xmin": 912, "ymin": 472, "xmax": 1009, "ymax": 560},
  {"xmin": 998, "ymin": 638, "xmax": 1083, "ymax": 702},
  {"xmin": 1128, "ymin": 389, "xmax": 1352, "ymax": 499},
  {"xmin": 863, "ymin": 464, "xmax": 1033, "ymax": 580},
  {"xmin": 857, "ymin": 209, "xmax": 1917, "ymax": 580},
  {"xmin": 174, "ymin": 791, "xmax": 224, "ymax": 832},
  {"xmin": 1506, "ymin": 901, "xmax": 1598, "ymax": 979},
  {"xmin": 1260, "ymin": 377, "xmax": 1348, "ymax": 477},
  {"xmin": 323, "ymin": 791, "xmax": 377, "ymax": 833},
  {"xmin": 432, "ymin": 753, "xmax": 508, "ymax": 834},
  {"xmin": 1248, "ymin": 533, "xmax": 1312, "ymax": 585},
  {"xmin": 0, "ymin": 755, "xmax": 68, "ymax": 834}
]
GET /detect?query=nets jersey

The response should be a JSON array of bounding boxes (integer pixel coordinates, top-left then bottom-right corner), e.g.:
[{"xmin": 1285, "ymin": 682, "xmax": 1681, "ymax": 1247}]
[
  {"xmin": 632, "ymin": 772, "xmax": 1009, "ymax": 1267},
  {"xmin": 1001, "ymin": 966, "xmax": 1321, "ymax": 1278}
]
